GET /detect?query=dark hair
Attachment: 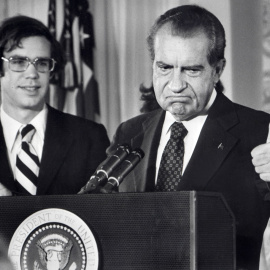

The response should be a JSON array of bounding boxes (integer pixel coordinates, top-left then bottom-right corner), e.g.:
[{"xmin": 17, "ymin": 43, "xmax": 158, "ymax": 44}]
[
  {"xmin": 139, "ymin": 84, "xmax": 160, "ymax": 113},
  {"xmin": 0, "ymin": 15, "xmax": 63, "ymax": 74},
  {"xmin": 147, "ymin": 5, "xmax": 226, "ymax": 67}
]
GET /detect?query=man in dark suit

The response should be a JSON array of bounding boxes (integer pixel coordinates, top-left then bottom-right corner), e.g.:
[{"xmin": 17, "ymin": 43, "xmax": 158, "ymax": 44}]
[
  {"xmin": 0, "ymin": 16, "xmax": 110, "ymax": 196},
  {"xmin": 107, "ymin": 5, "xmax": 270, "ymax": 270}
]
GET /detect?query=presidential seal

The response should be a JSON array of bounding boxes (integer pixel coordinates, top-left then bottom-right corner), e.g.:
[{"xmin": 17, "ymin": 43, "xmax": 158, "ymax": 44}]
[{"xmin": 8, "ymin": 209, "xmax": 99, "ymax": 270}]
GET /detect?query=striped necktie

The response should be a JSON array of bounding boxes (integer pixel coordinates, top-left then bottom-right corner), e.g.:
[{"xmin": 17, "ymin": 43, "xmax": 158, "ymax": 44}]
[
  {"xmin": 155, "ymin": 122, "xmax": 188, "ymax": 191},
  {"xmin": 15, "ymin": 124, "xmax": 39, "ymax": 195}
]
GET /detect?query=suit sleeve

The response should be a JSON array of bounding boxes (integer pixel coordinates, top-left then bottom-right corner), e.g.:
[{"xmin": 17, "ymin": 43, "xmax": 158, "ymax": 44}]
[
  {"xmin": 86, "ymin": 123, "xmax": 110, "ymax": 177},
  {"xmin": 106, "ymin": 122, "xmax": 126, "ymax": 156}
]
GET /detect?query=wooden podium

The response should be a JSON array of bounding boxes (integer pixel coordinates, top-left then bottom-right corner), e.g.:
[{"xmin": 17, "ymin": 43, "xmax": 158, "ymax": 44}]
[{"xmin": 0, "ymin": 191, "xmax": 235, "ymax": 270}]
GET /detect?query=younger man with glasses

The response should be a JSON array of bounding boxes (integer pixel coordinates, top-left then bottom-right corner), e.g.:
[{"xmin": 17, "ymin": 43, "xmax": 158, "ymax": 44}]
[{"xmin": 0, "ymin": 16, "xmax": 110, "ymax": 196}]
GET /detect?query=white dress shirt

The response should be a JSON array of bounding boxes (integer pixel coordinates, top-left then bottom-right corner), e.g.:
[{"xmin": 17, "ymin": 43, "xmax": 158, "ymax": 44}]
[
  {"xmin": 0, "ymin": 105, "xmax": 48, "ymax": 177},
  {"xmin": 155, "ymin": 90, "xmax": 217, "ymax": 183}
]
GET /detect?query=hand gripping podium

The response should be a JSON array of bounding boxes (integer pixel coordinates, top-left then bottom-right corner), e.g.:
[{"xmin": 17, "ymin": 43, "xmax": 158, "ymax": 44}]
[{"xmin": 0, "ymin": 191, "xmax": 235, "ymax": 270}]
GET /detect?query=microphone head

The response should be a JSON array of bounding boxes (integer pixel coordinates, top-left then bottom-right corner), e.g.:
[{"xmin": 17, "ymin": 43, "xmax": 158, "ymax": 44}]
[
  {"xmin": 78, "ymin": 144, "xmax": 132, "ymax": 194},
  {"xmin": 132, "ymin": 148, "xmax": 145, "ymax": 160},
  {"xmin": 118, "ymin": 143, "xmax": 132, "ymax": 153},
  {"xmin": 102, "ymin": 147, "xmax": 145, "ymax": 193}
]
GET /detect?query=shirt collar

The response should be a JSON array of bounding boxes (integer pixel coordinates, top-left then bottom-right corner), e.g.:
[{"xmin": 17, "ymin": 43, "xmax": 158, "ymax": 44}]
[
  {"xmin": 30, "ymin": 105, "xmax": 48, "ymax": 142},
  {"xmin": 1, "ymin": 107, "xmax": 22, "ymax": 152},
  {"xmin": 0, "ymin": 104, "xmax": 48, "ymax": 151}
]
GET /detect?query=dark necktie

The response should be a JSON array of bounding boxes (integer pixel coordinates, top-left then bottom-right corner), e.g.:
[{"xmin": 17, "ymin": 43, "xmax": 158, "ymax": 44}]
[
  {"xmin": 15, "ymin": 124, "xmax": 39, "ymax": 195},
  {"xmin": 155, "ymin": 122, "xmax": 188, "ymax": 191}
]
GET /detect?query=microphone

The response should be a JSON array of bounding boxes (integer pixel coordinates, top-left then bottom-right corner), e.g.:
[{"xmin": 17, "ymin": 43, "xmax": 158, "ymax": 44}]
[
  {"xmin": 78, "ymin": 144, "xmax": 131, "ymax": 194},
  {"xmin": 100, "ymin": 148, "xmax": 145, "ymax": 193}
]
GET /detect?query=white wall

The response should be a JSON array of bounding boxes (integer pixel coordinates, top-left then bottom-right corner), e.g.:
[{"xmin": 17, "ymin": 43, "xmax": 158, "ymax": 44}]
[{"xmin": 230, "ymin": 0, "xmax": 263, "ymax": 110}]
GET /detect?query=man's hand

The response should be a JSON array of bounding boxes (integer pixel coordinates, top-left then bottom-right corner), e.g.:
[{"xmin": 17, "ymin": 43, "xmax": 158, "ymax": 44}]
[
  {"xmin": 251, "ymin": 124, "xmax": 270, "ymax": 181},
  {"xmin": 0, "ymin": 183, "xmax": 12, "ymax": 196}
]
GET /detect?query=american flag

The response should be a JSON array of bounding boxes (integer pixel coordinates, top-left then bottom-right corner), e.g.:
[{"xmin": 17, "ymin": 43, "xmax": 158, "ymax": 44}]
[{"xmin": 47, "ymin": 0, "xmax": 99, "ymax": 120}]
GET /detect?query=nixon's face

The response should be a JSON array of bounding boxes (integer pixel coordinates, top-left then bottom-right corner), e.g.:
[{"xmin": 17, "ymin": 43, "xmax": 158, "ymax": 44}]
[{"xmin": 153, "ymin": 29, "xmax": 224, "ymax": 121}]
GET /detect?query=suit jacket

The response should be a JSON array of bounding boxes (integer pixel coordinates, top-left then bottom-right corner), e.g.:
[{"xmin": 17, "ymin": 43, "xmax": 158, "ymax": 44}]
[
  {"xmin": 0, "ymin": 105, "xmax": 110, "ymax": 195},
  {"xmin": 107, "ymin": 92, "xmax": 270, "ymax": 270}
]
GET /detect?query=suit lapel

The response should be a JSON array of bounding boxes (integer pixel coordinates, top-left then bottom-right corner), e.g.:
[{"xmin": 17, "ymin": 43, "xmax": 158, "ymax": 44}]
[
  {"xmin": 179, "ymin": 93, "xmax": 239, "ymax": 190},
  {"xmin": 37, "ymin": 107, "xmax": 74, "ymax": 194},
  {"xmin": 130, "ymin": 109, "xmax": 165, "ymax": 192},
  {"xmin": 0, "ymin": 123, "xmax": 16, "ymax": 191}
]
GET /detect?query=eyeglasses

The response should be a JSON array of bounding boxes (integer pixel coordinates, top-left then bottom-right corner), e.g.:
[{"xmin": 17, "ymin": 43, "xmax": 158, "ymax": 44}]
[{"xmin": 1, "ymin": 56, "xmax": 56, "ymax": 73}]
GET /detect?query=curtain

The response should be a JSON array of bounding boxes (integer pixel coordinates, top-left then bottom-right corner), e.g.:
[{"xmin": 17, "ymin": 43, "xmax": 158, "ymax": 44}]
[{"xmin": 262, "ymin": 0, "xmax": 270, "ymax": 114}]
